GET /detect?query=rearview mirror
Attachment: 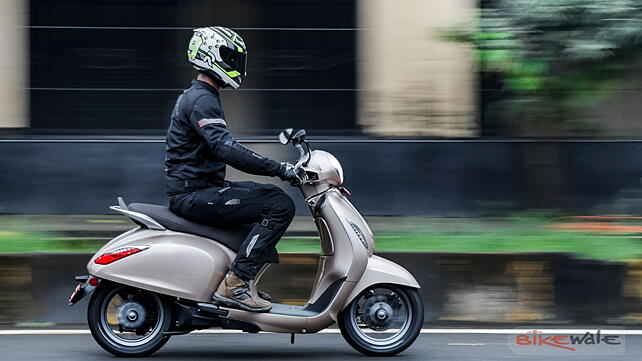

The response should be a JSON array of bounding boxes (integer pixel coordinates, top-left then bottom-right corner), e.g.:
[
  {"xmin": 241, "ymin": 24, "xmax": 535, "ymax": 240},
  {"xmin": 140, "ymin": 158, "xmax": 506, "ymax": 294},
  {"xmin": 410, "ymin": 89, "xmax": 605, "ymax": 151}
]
[
  {"xmin": 291, "ymin": 129, "xmax": 306, "ymax": 144},
  {"xmin": 278, "ymin": 128, "xmax": 293, "ymax": 145}
]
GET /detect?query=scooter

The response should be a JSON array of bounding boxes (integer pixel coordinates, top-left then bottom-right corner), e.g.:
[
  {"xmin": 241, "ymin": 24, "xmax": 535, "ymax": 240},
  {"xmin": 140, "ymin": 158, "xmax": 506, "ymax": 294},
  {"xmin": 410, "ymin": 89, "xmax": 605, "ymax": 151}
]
[{"xmin": 69, "ymin": 129, "xmax": 423, "ymax": 357}]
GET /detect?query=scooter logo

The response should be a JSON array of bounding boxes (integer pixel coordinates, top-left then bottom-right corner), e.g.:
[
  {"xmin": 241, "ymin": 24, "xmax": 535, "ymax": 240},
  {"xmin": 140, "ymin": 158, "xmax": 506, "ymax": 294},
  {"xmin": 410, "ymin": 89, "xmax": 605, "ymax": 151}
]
[{"xmin": 509, "ymin": 329, "xmax": 625, "ymax": 356}]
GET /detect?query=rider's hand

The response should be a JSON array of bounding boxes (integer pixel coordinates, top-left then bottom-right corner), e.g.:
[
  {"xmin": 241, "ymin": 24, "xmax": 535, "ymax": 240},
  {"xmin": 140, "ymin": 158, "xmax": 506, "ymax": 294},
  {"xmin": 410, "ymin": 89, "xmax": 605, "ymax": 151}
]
[{"xmin": 278, "ymin": 163, "xmax": 303, "ymax": 187}]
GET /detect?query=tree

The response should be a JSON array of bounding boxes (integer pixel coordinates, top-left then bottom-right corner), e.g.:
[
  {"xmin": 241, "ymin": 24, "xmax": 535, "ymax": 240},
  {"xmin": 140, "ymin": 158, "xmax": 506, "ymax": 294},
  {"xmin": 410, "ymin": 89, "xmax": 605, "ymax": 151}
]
[{"xmin": 447, "ymin": 0, "xmax": 642, "ymax": 136}]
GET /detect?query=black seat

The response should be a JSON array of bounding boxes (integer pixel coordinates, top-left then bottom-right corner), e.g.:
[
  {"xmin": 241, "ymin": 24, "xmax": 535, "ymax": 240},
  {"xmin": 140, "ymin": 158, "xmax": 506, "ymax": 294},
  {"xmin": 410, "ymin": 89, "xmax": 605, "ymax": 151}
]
[{"xmin": 127, "ymin": 203, "xmax": 278, "ymax": 263}]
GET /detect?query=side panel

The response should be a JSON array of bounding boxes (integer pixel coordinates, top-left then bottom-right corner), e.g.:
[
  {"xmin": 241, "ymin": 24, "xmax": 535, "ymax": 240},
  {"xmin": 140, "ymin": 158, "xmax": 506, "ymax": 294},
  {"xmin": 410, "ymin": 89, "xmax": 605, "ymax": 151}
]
[
  {"xmin": 342, "ymin": 255, "xmax": 421, "ymax": 310},
  {"xmin": 87, "ymin": 229, "xmax": 236, "ymax": 302},
  {"xmin": 307, "ymin": 189, "xmax": 369, "ymax": 304}
]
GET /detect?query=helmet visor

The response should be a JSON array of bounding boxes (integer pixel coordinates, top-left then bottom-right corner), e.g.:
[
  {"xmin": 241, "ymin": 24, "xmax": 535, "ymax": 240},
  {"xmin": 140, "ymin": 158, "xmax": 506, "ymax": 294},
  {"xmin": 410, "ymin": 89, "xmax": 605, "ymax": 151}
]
[{"xmin": 219, "ymin": 46, "xmax": 247, "ymax": 77}]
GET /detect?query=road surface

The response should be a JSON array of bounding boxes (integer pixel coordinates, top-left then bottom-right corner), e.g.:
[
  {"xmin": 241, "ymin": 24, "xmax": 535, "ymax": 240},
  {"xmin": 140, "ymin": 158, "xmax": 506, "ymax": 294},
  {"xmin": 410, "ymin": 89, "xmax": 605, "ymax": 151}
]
[{"xmin": 0, "ymin": 329, "xmax": 640, "ymax": 360}]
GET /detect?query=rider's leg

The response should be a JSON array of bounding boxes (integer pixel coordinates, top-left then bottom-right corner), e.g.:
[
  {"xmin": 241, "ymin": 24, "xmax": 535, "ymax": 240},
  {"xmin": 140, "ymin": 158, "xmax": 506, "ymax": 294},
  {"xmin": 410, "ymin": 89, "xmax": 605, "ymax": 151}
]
[
  {"xmin": 169, "ymin": 181, "xmax": 295, "ymax": 312},
  {"xmin": 227, "ymin": 182, "xmax": 295, "ymax": 281},
  {"xmin": 214, "ymin": 182, "xmax": 295, "ymax": 311}
]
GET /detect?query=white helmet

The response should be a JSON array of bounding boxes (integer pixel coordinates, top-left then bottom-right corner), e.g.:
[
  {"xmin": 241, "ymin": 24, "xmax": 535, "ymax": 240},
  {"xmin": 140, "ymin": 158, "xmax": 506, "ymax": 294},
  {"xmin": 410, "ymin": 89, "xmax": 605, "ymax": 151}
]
[{"xmin": 187, "ymin": 26, "xmax": 247, "ymax": 89}]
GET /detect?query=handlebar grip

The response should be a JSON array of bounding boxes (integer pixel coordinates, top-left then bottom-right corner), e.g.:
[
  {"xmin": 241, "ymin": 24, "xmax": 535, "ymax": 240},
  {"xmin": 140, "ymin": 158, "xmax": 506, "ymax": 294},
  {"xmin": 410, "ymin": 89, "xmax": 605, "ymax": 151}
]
[{"xmin": 295, "ymin": 167, "xmax": 308, "ymax": 182}]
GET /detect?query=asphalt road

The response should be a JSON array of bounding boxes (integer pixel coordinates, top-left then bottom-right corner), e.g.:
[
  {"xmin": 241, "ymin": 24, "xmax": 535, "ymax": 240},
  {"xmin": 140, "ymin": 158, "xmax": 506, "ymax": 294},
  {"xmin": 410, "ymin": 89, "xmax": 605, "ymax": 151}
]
[{"xmin": 0, "ymin": 332, "xmax": 641, "ymax": 360}]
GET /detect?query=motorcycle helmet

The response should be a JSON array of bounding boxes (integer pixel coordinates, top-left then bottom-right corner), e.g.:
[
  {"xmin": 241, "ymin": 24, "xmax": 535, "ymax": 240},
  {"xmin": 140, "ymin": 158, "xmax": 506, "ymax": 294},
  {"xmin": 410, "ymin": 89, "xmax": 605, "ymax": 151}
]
[{"xmin": 187, "ymin": 26, "xmax": 247, "ymax": 89}]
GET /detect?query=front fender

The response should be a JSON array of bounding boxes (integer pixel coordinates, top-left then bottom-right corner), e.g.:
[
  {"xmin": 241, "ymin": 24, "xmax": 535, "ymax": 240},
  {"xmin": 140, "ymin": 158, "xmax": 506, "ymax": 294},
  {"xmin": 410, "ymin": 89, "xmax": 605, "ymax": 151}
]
[{"xmin": 342, "ymin": 255, "xmax": 420, "ymax": 310}]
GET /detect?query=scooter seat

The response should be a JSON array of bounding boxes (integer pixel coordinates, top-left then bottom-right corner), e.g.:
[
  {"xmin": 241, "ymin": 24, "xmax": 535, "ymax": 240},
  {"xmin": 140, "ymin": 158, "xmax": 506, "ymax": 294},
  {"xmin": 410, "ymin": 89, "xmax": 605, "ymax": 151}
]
[{"xmin": 126, "ymin": 203, "xmax": 278, "ymax": 263}]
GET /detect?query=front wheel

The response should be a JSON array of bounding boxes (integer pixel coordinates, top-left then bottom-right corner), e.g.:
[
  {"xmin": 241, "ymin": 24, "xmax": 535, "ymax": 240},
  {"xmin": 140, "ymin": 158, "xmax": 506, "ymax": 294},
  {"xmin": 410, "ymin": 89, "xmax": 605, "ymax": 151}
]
[
  {"xmin": 87, "ymin": 282, "xmax": 172, "ymax": 357},
  {"xmin": 338, "ymin": 285, "xmax": 423, "ymax": 356}
]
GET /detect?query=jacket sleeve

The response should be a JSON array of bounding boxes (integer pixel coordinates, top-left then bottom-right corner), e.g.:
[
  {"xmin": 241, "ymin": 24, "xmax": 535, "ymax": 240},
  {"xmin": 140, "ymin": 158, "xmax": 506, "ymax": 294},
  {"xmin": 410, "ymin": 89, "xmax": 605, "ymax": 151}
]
[{"xmin": 189, "ymin": 95, "xmax": 282, "ymax": 177}]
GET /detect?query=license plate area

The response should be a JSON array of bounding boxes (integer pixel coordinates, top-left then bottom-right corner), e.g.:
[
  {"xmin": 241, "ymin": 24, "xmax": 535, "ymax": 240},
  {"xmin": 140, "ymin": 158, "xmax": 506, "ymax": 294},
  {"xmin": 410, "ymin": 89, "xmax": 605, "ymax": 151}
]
[
  {"xmin": 68, "ymin": 275, "xmax": 99, "ymax": 306},
  {"xmin": 68, "ymin": 283, "xmax": 83, "ymax": 304}
]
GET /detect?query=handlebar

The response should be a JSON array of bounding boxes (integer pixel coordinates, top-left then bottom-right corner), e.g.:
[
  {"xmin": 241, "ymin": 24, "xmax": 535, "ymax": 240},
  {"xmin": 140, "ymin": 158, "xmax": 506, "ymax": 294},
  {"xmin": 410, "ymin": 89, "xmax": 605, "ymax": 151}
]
[
  {"xmin": 294, "ymin": 142, "xmax": 311, "ymax": 166},
  {"xmin": 295, "ymin": 166, "xmax": 309, "ymax": 183},
  {"xmin": 279, "ymin": 128, "xmax": 311, "ymax": 166},
  {"xmin": 279, "ymin": 128, "xmax": 312, "ymax": 184}
]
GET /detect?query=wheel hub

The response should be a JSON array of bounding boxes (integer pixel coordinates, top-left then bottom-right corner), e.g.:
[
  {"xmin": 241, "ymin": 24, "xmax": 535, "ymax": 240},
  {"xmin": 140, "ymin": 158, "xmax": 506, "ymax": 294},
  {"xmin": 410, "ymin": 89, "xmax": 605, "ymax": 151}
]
[
  {"xmin": 363, "ymin": 295, "xmax": 395, "ymax": 331},
  {"xmin": 118, "ymin": 301, "xmax": 147, "ymax": 329}
]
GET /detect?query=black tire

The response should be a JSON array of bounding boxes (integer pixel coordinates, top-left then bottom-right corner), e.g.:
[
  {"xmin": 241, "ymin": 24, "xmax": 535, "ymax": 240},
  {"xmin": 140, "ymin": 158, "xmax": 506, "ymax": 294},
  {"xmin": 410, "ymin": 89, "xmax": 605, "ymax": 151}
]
[
  {"xmin": 338, "ymin": 285, "xmax": 423, "ymax": 356},
  {"xmin": 87, "ymin": 282, "xmax": 172, "ymax": 357}
]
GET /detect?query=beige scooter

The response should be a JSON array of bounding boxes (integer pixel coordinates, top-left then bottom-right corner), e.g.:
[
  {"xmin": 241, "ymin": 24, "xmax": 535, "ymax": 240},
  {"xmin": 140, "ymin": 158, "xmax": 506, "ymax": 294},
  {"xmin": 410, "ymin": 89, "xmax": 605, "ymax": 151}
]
[{"xmin": 69, "ymin": 129, "xmax": 423, "ymax": 357}]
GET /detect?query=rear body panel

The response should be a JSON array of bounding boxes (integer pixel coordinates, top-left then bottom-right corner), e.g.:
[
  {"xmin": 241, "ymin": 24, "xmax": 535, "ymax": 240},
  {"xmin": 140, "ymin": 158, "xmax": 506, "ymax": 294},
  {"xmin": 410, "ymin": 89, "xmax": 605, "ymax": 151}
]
[{"xmin": 88, "ymin": 229, "xmax": 236, "ymax": 302}]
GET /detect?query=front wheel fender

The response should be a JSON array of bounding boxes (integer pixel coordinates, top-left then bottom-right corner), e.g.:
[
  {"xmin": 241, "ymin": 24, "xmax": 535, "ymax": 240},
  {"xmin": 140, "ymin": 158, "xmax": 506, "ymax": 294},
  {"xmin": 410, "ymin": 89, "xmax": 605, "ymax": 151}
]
[{"xmin": 342, "ymin": 255, "xmax": 420, "ymax": 311}]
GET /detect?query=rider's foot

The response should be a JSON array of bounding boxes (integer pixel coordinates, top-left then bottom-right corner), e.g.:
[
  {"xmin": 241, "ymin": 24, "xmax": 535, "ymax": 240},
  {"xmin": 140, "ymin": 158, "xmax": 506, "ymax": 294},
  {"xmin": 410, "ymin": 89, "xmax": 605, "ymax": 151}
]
[
  {"xmin": 257, "ymin": 290, "xmax": 271, "ymax": 302},
  {"xmin": 249, "ymin": 279, "xmax": 271, "ymax": 301},
  {"xmin": 213, "ymin": 272, "xmax": 272, "ymax": 312}
]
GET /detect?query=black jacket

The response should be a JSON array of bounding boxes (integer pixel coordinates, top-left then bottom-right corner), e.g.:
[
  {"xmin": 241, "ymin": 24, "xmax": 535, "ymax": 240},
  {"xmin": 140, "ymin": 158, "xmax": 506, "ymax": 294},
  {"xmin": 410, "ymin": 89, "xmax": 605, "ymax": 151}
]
[{"xmin": 165, "ymin": 79, "xmax": 281, "ymax": 195}]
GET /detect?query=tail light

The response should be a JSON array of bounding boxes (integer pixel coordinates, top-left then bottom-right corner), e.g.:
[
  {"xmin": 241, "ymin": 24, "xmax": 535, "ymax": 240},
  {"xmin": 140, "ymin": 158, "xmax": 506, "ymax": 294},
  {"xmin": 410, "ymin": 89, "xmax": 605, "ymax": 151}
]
[{"xmin": 94, "ymin": 246, "xmax": 148, "ymax": 265}]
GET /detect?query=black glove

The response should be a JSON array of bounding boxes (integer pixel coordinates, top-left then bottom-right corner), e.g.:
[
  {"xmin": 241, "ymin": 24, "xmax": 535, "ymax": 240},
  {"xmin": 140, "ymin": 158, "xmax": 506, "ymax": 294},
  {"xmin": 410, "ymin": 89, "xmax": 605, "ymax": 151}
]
[{"xmin": 278, "ymin": 163, "xmax": 303, "ymax": 187}]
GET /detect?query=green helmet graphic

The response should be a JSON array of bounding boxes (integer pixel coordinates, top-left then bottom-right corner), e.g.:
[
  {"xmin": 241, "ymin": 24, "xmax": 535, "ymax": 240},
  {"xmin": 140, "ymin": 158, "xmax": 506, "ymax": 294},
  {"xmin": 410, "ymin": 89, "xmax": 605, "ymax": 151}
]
[{"xmin": 187, "ymin": 26, "xmax": 247, "ymax": 89}]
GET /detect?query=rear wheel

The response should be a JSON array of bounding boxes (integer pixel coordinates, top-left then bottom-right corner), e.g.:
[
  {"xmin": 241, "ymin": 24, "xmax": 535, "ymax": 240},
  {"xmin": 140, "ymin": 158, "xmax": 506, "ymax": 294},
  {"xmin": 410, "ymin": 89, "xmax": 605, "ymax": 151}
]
[
  {"xmin": 338, "ymin": 285, "xmax": 423, "ymax": 356},
  {"xmin": 87, "ymin": 282, "xmax": 172, "ymax": 357}
]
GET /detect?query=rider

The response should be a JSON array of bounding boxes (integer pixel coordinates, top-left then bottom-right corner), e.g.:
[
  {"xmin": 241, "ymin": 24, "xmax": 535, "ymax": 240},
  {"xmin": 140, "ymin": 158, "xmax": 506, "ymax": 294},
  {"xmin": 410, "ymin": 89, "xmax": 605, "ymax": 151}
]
[{"xmin": 165, "ymin": 26, "xmax": 301, "ymax": 312}]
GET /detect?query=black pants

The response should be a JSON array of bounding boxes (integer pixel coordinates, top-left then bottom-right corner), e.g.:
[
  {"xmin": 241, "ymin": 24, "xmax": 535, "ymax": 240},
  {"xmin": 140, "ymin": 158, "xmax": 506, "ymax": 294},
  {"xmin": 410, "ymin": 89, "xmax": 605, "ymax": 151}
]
[{"xmin": 169, "ymin": 181, "xmax": 295, "ymax": 281}]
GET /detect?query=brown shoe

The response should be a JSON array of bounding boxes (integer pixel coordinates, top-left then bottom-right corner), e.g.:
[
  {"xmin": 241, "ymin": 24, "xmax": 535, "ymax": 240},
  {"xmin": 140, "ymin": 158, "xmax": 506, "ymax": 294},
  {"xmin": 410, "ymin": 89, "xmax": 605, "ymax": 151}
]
[
  {"xmin": 257, "ymin": 290, "xmax": 271, "ymax": 302},
  {"xmin": 250, "ymin": 279, "xmax": 272, "ymax": 302},
  {"xmin": 213, "ymin": 272, "xmax": 271, "ymax": 312}
]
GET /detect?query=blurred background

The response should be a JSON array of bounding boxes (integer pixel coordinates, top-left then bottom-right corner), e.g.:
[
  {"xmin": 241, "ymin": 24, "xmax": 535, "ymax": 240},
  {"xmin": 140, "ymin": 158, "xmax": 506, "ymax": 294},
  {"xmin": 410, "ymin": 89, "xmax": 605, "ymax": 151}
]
[{"xmin": 0, "ymin": 0, "xmax": 642, "ymax": 325}]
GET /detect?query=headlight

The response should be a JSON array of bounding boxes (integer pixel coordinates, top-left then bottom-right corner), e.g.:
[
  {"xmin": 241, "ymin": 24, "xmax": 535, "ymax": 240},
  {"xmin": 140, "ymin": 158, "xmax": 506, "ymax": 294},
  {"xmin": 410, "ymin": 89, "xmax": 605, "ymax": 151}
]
[
  {"xmin": 305, "ymin": 150, "xmax": 344, "ymax": 185},
  {"xmin": 328, "ymin": 154, "xmax": 344, "ymax": 185}
]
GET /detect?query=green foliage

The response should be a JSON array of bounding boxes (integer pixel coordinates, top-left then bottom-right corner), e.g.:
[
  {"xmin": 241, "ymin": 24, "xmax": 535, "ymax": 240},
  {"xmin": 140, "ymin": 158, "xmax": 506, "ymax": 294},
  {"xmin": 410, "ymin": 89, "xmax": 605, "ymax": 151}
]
[
  {"xmin": 373, "ymin": 230, "xmax": 641, "ymax": 261},
  {"xmin": 279, "ymin": 217, "xmax": 642, "ymax": 261},
  {"xmin": 0, "ymin": 231, "xmax": 103, "ymax": 253},
  {"xmin": 1, "ymin": 217, "xmax": 640, "ymax": 261},
  {"xmin": 448, "ymin": 0, "xmax": 642, "ymax": 127}
]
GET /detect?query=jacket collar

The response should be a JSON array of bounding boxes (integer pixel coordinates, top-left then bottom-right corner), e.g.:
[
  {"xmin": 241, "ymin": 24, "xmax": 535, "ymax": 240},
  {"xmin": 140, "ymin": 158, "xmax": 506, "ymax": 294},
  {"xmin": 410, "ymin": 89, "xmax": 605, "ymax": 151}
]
[{"xmin": 191, "ymin": 79, "xmax": 220, "ymax": 96}]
